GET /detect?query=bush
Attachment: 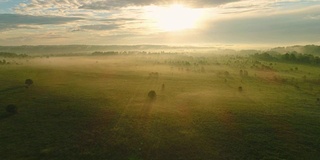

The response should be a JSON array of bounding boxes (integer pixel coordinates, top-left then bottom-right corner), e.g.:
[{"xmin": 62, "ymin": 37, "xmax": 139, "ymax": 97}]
[
  {"xmin": 148, "ymin": 90, "xmax": 157, "ymax": 100},
  {"xmin": 25, "ymin": 79, "xmax": 33, "ymax": 87},
  {"xmin": 224, "ymin": 71, "xmax": 230, "ymax": 76},
  {"xmin": 149, "ymin": 72, "xmax": 159, "ymax": 79},
  {"xmin": 5, "ymin": 104, "xmax": 17, "ymax": 114},
  {"xmin": 238, "ymin": 86, "xmax": 243, "ymax": 92},
  {"xmin": 239, "ymin": 70, "xmax": 243, "ymax": 76}
]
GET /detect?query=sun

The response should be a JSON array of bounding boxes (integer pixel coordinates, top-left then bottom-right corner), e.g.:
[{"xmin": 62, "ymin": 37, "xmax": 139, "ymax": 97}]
[{"xmin": 145, "ymin": 4, "xmax": 203, "ymax": 32}]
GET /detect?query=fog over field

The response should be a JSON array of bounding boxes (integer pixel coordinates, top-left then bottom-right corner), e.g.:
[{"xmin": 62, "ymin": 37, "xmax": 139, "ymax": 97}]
[
  {"xmin": 1, "ymin": 46, "xmax": 320, "ymax": 159},
  {"xmin": 1, "ymin": 0, "xmax": 320, "ymax": 159}
]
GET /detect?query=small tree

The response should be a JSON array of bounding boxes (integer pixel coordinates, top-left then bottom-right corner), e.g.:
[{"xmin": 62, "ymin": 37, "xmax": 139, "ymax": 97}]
[
  {"xmin": 148, "ymin": 90, "xmax": 157, "ymax": 100},
  {"xmin": 25, "ymin": 79, "xmax": 33, "ymax": 88},
  {"xmin": 6, "ymin": 104, "xmax": 17, "ymax": 114},
  {"xmin": 240, "ymin": 70, "xmax": 243, "ymax": 77},
  {"xmin": 224, "ymin": 71, "xmax": 230, "ymax": 76},
  {"xmin": 302, "ymin": 75, "xmax": 307, "ymax": 82},
  {"xmin": 244, "ymin": 70, "xmax": 249, "ymax": 77},
  {"xmin": 201, "ymin": 66, "xmax": 205, "ymax": 73},
  {"xmin": 238, "ymin": 86, "xmax": 243, "ymax": 92}
]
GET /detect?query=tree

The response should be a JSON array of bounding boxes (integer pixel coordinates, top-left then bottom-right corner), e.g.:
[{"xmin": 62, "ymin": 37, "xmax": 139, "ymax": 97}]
[
  {"xmin": 239, "ymin": 70, "xmax": 243, "ymax": 77},
  {"xmin": 238, "ymin": 86, "xmax": 243, "ymax": 92},
  {"xmin": 25, "ymin": 79, "xmax": 33, "ymax": 88},
  {"xmin": 6, "ymin": 104, "xmax": 17, "ymax": 114},
  {"xmin": 148, "ymin": 90, "xmax": 157, "ymax": 100},
  {"xmin": 244, "ymin": 70, "xmax": 249, "ymax": 77}
]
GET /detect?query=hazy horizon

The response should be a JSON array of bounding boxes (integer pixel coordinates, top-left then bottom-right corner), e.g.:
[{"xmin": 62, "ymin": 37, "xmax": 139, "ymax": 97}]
[{"xmin": 0, "ymin": 0, "xmax": 320, "ymax": 47}]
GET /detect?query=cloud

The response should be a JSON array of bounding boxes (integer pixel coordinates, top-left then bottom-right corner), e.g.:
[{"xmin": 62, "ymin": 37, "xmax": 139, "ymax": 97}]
[
  {"xmin": 14, "ymin": 0, "xmax": 85, "ymax": 16},
  {"xmin": 0, "ymin": 14, "xmax": 82, "ymax": 25},
  {"xmin": 0, "ymin": 32, "xmax": 70, "ymax": 46},
  {"xmin": 218, "ymin": 0, "xmax": 273, "ymax": 14},
  {"xmin": 306, "ymin": 14, "xmax": 320, "ymax": 20},
  {"xmin": 0, "ymin": 14, "xmax": 82, "ymax": 30},
  {"xmin": 79, "ymin": 0, "xmax": 243, "ymax": 10},
  {"xmin": 14, "ymin": 0, "xmax": 320, "ymax": 16},
  {"xmin": 78, "ymin": 0, "xmax": 319, "ymax": 10},
  {"xmin": 199, "ymin": 6, "xmax": 320, "ymax": 44},
  {"xmin": 2, "ymin": 0, "xmax": 320, "ymax": 46},
  {"xmin": 15, "ymin": 0, "xmax": 243, "ymax": 14},
  {"xmin": 80, "ymin": 24, "xmax": 120, "ymax": 30}
]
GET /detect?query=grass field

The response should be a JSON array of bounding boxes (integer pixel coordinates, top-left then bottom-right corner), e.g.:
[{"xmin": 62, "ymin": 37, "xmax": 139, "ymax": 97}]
[{"xmin": 0, "ymin": 53, "xmax": 320, "ymax": 159}]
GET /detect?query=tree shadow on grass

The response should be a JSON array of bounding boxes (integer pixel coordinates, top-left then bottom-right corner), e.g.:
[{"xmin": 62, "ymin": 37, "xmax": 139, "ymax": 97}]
[
  {"xmin": 0, "ymin": 113, "xmax": 15, "ymax": 120},
  {"xmin": 140, "ymin": 98, "xmax": 156, "ymax": 118},
  {"xmin": 0, "ymin": 85, "xmax": 26, "ymax": 94}
]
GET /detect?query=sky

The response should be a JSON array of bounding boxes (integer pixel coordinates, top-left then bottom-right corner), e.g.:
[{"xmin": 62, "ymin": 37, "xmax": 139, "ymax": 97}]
[{"xmin": 0, "ymin": 0, "xmax": 319, "ymax": 47}]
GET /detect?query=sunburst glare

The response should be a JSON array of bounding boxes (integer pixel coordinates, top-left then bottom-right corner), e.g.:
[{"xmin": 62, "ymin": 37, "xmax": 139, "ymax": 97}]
[{"xmin": 145, "ymin": 4, "xmax": 204, "ymax": 32}]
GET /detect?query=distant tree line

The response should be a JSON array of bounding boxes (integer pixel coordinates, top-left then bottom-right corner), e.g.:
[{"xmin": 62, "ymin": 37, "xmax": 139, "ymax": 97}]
[
  {"xmin": 91, "ymin": 51, "xmax": 182, "ymax": 56},
  {"xmin": 251, "ymin": 51, "xmax": 320, "ymax": 65},
  {"xmin": 92, "ymin": 51, "xmax": 119, "ymax": 56},
  {"xmin": 0, "ymin": 52, "xmax": 28, "ymax": 58},
  {"xmin": 303, "ymin": 45, "xmax": 320, "ymax": 55},
  {"xmin": 0, "ymin": 59, "xmax": 9, "ymax": 65}
]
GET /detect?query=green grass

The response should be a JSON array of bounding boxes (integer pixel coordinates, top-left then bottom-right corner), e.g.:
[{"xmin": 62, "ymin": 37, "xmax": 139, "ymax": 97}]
[{"xmin": 0, "ymin": 55, "xmax": 319, "ymax": 159}]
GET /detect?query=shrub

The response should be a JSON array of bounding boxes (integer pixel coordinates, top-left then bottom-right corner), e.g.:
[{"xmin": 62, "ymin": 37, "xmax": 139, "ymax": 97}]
[
  {"xmin": 244, "ymin": 70, "xmax": 248, "ymax": 77},
  {"xmin": 25, "ymin": 79, "xmax": 33, "ymax": 87},
  {"xmin": 238, "ymin": 86, "xmax": 243, "ymax": 92},
  {"xmin": 224, "ymin": 71, "xmax": 230, "ymax": 76},
  {"xmin": 239, "ymin": 70, "xmax": 243, "ymax": 76},
  {"xmin": 6, "ymin": 104, "xmax": 17, "ymax": 114},
  {"xmin": 148, "ymin": 72, "xmax": 159, "ymax": 79},
  {"xmin": 148, "ymin": 90, "xmax": 157, "ymax": 100}
]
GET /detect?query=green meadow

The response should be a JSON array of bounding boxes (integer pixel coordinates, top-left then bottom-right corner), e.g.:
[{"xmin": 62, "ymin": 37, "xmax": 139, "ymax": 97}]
[{"xmin": 1, "ymin": 53, "xmax": 319, "ymax": 159}]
